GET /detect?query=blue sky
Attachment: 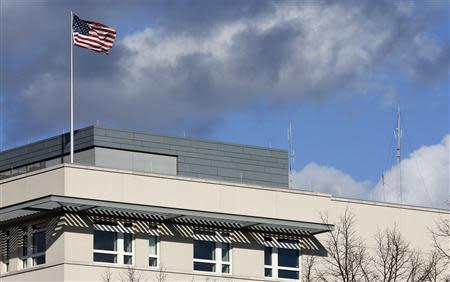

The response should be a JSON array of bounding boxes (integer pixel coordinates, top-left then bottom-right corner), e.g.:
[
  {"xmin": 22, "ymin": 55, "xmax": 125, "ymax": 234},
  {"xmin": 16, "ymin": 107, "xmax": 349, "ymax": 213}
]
[{"xmin": 1, "ymin": 0, "xmax": 448, "ymax": 207}]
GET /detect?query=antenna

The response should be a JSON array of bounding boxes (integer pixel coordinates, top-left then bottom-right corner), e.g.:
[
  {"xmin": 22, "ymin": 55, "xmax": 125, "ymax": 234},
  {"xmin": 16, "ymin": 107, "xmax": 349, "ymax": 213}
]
[
  {"xmin": 287, "ymin": 122, "xmax": 295, "ymax": 188},
  {"xmin": 395, "ymin": 106, "xmax": 402, "ymax": 204}
]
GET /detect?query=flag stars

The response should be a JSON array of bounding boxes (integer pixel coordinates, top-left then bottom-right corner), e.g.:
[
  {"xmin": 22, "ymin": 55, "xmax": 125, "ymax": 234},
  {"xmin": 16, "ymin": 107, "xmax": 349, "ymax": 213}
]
[{"xmin": 73, "ymin": 15, "xmax": 90, "ymax": 35}]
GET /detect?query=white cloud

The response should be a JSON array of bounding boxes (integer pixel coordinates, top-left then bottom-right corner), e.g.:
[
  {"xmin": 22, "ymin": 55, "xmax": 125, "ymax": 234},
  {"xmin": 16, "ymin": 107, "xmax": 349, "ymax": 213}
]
[
  {"xmin": 371, "ymin": 135, "xmax": 450, "ymax": 209},
  {"xmin": 290, "ymin": 163, "xmax": 372, "ymax": 199},
  {"xmin": 291, "ymin": 135, "xmax": 450, "ymax": 209},
  {"xmin": 118, "ymin": 3, "xmax": 396, "ymax": 100}
]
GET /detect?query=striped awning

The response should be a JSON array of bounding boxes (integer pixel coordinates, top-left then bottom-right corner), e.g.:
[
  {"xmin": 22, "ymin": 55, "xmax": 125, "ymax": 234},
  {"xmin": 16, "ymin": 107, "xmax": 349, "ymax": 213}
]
[
  {"xmin": 193, "ymin": 230, "xmax": 232, "ymax": 243},
  {"xmin": 263, "ymin": 238, "xmax": 302, "ymax": 250},
  {"xmin": 0, "ymin": 195, "xmax": 334, "ymax": 236}
]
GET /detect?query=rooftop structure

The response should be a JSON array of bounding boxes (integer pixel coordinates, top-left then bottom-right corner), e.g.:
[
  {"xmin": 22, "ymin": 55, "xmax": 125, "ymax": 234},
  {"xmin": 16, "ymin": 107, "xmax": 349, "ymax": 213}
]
[{"xmin": 0, "ymin": 126, "xmax": 288, "ymax": 187}]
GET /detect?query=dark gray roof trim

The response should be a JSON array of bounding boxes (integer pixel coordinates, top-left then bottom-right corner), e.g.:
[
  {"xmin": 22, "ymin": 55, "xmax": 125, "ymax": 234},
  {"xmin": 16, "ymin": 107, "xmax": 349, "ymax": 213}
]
[{"xmin": 0, "ymin": 195, "xmax": 334, "ymax": 235}]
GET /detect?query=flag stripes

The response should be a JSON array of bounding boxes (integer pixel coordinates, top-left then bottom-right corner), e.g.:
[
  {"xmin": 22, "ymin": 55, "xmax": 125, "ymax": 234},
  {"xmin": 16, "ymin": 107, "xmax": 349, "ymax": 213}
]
[{"xmin": 72, "ymin": 14, "xmax": 116, "ymax": 53}]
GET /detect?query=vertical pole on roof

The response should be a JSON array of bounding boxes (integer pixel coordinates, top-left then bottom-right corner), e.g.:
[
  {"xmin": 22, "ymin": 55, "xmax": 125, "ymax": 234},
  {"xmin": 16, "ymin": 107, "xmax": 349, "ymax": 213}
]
[
  {"xmin": 395, "ymin": 106, "xmax": 402, "ymax": 203},
  {"xmin": 288, "ymin": 123, "xmax": 295, "ymax": 188},
  {"xmin": 70, "ymin": 11, "xmax": 74, "ymax": 164}
]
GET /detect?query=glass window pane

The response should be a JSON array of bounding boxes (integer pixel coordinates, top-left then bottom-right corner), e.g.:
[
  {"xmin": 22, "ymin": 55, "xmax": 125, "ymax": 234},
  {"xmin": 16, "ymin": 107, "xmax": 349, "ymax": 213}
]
[
  {"xmin": 94, "ymin": 231, "xmax": 117, "ymax": 251},
  {"xmin": 222, "ymin": 264, "xmax": 230, "ymax": 273},
  {"xmin": 124, "ymin": 255, "xmax": 133, "ymax": 265},
  {"xmin": 12, "ymin": 166, "xmax": 27, "ymax": 176},
  {"xmin": 222, "ymin": 243, "xmax": 230, "ymax": 262},
  {"xmin": 94, "ymin": 253, "xmax": 117, "ymax": 263},
  {"xmin": 194, "ymin": 262, "xmax": 215, "ymax": 272},
  {"xmin": 149, "ymin": 235, "xmax": 157, "ymax": 255},
  {"xmin": 193, "ymin": 241, "xmax": 215, "ymax": 260},
  {"xmin": 264, "ymin": 268, "xmax": 272, "ymax": 277},
  {"xmin": 28, "ymin": 162, "xmax": 43, "ymax": 172},
  {"xmin": 32, "ymin": 231, "xmax": 46, "ymax": 254},
  {"xmin": 0, "ymin": 169, "xmax": 11, "ymax": 180},
  {"xmin": 278, "ymin": 248, "xmax": 299, "ymax": 268},
  {"xmin": 264, "ymin": 247, "xmax": 272, "ymax": 265},
  {"xmin": 278, "ymin": 269, "xmax": 299, "ymax": 279},
  {"xmin": 22, "ymin": 235, "xmax": 28, "ymax": 256},
  {"xmin": 33, "ymin": 255, "xmax": 46, "ymax": 266},
  {"xmin": 124, "ymin": 233, "xmax": 132, "ymax": 252},
  {"xmin": 149, "ymin": 257, "xmax": 158, "ymax": 267}
]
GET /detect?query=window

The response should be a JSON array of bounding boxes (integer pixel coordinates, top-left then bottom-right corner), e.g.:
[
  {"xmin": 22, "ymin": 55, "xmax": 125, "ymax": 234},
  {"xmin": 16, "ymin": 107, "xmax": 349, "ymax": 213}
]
[
  {"xmin": 193, "ymin": 231, "xmax": 231, "ymax": 274},
  {"xmin": 149, "ymin": 235, "xmax": 158, "ymax": 267},
  {"xmin": 22, "ymin": 228, "xmax": 28, "ymax": 268},
  {"xmin": 264, "ymin": 238, "xmax": 300, "ymax": 280},
  {"xmin": 94, "ymin": 230, "xmax": 117, "ymax": 263},
  {"xmin": 123, "ymin": 233, "xmax": 133, "ymax": 265},
  {"xmin": 22, "ymin": 224, "xmax": 46, "ymax": 269},
  {"xmin": 2, "ymin": 231, "xmax": 10, "ymax": 272},
  {"xmin": 93, "ymin": 228, "xmax": 133, "ymax": 265}
]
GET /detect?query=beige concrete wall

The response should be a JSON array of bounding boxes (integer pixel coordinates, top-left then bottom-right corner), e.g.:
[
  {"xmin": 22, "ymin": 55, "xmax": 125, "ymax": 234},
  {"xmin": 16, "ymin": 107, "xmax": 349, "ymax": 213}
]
[
  {"xmin": 329, "ymin": 198, "xmax": 448, "ymax": 251},
  {"xmin": 232, "ymin": 243, "xmax": 264, "ymax": 279},
  {"xmin": 0, "ymin": 166, "xmax": 65, "ymax": 207},
  {"xmin": 1, "ymin": 164, "xmax": 448, "ymax": 281},
  {"xmin": 64, "ymin": 226, "xmax": 92, "ymax": 263},
  {"xmin": 134, "ymin": 232, "xmax": 149, "ymax": 268},
  {"xmin": 0, "ymin": 263, "xmax": 64, "ymax": 281},
  {"xmin": 61, "ymin": 263, "xmax": 269, "ymax": 282},
  {"xmin": 62, "ymin": 165, "xmax": 332, "ymax": 223},
  {"xmin": 159, "ymin": 236, "xmax": 193, "ymax": 273}
]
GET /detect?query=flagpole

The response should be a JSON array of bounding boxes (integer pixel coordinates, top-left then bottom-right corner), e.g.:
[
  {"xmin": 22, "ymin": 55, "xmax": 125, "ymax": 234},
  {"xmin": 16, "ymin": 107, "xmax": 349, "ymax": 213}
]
[{"xmin": 70, "ymin": 11, "xmax": 74, "ymax": 163}]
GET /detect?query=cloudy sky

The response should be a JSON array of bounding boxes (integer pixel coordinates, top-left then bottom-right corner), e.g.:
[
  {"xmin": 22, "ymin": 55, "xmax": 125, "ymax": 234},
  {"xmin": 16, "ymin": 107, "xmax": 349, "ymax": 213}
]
[{"xmin": 1, "ymin": 0, "xmax": 449, "ymax": 208}]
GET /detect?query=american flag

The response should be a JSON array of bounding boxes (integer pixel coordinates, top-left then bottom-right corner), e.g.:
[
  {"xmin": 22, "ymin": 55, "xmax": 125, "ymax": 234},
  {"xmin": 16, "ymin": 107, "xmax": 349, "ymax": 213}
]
[{"xmin": 72, "ymin": 14, "xmax": 116, "ymax": 53}]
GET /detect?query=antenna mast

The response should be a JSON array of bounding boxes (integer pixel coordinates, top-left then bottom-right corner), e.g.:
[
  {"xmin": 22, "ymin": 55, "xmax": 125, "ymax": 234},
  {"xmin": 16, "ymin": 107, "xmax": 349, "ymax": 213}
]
[
  {"xmin": 395, "ymin": 106, "xmax": 402, "ymax": 203},
  {"xmin": 288, "ymin": 122, "xmax": 295, "ymax": 188}
]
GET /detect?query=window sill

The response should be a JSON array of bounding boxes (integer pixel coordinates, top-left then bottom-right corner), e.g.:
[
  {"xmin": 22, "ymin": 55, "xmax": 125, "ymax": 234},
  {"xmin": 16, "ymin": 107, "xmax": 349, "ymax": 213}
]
[
  {"xmin": 92, "ymin": 261, "xmax": 133, "ymax": 267},
  {"xmin": 193, "ymin": 270, "xmax": 232, "ymax": 276},
  {"xmin": 264, "ymin": 276, "xmax": 300, "ymax": 281}
]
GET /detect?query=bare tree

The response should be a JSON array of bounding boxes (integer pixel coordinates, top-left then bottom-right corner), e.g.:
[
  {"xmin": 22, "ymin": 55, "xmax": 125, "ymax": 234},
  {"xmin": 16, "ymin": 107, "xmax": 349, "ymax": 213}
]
[
  {"xmin": 404, "ymin": 249, "xmax": 430, "ymax": 282},
  {"xmin": 102, "ymin": 268, "xmax": 113, "ymax": 282},
  {"xmin": 421, "ymin": 249, "xmax": 450, "ymax": 282},
  {"xmin": 318, "ymin": 208, "xmax": 371, "ymax": 282},
  {"xmin": 373, "ymin": 227, "xmax": 411, "ymax": 282},
  {"xmin": 154, "ymin": 264, "xmax": 168, "ymax": 282},
  {"xmin": 372, "ymin": 226, "xmax": 449, "ymax": 282},
  {"xmin": 431, "ymin": 215, "xmax": 450, "ymax": 260},
  {"xmin": 120, "ymin": 266, "xmax": 144, "ymax": 282},
  {"xmin": 302, "ymin": 255, "xmax": 317, "ymax": 282}
]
